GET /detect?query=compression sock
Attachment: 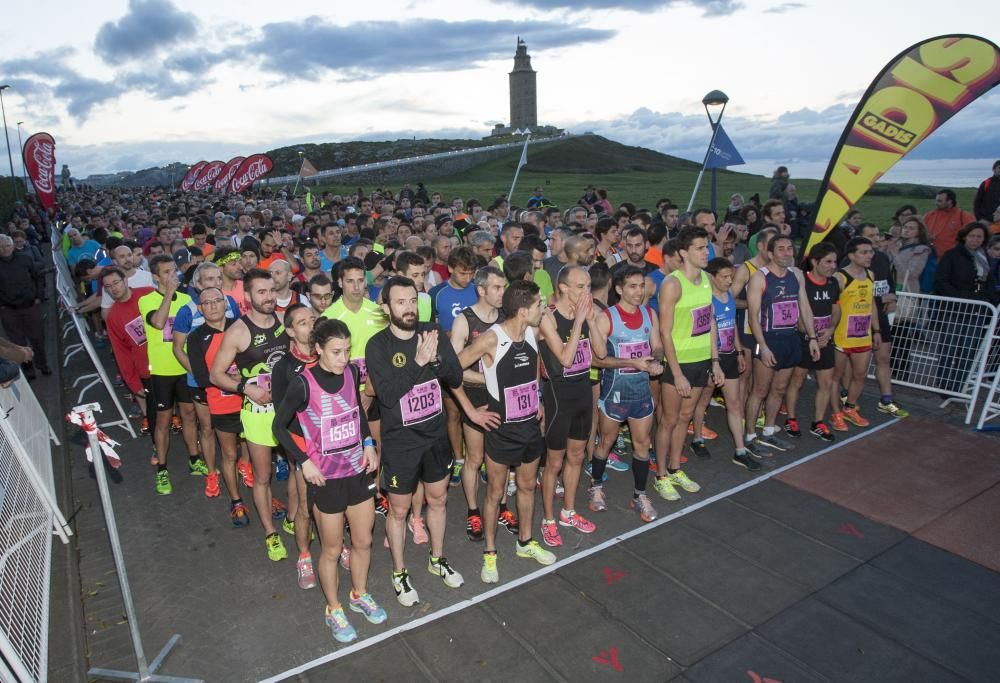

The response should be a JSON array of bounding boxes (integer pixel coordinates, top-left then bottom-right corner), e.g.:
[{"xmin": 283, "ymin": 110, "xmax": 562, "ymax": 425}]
[
  {"xmin": 590, "ymin": 457, "xmax": 608, "ymax": 485},
  {"xmin": 632, "ymin": 460, "xmax": 649, "ymax": 495}
]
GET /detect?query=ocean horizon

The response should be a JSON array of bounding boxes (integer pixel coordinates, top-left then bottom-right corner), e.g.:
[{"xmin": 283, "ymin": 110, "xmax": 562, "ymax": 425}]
[{"xmin": 737, "ymin": 158, "xmax": 994, "ymax": 189}]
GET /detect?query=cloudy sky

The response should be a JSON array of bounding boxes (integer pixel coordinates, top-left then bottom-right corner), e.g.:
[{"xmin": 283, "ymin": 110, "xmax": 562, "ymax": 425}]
[{"xmin": 2, "ymin": 0, "xmax": 998, "ymax": 177}]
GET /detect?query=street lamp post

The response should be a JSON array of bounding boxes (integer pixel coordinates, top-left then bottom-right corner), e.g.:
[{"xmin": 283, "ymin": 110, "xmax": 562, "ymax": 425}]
[
  {"xmin": 0, "ymin": 85, "xmax": 19, "ymax": 201},
  {"xmin": 16, "ymin": 121, "xmax": 27, "ymax": 190},
  {"xmin": 686, "ymin": 89, "xmax": 730, "ymax": 215}
]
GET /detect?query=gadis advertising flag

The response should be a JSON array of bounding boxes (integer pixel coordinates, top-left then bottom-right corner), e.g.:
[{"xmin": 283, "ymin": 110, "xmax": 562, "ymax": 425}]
[
  {"xmin": 180, "ymin": 160, "xmax": 208, "ymax": 192},
  {"xmin": 214, "ymin": 156, "xmax": 245, "ymax": 193},
  {"xmin": 803, "ymin": 35, "xmax": 1000, "ymax": 254},
  {"xmin": 22, "ymin": 132, "xmax": 56, "ymax": 210},
  {"xmin": 229, "ymin": 154, "xmax": 273, "ymax": 193}
]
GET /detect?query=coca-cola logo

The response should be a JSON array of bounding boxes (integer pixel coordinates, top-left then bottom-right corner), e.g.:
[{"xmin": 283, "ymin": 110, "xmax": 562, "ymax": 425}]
[
  {"xmin": 180, "ymin": 161, "xmax": 207, "ymax": 192},
  {"xmin": 214, "ymin": 156, "xmax": 245, "ymax": 193},
  {"xmin": 192, "ymin": 160, "xmax": 225, "ymax": 192},
  {"xmin": 22, "ymin": 132, "xmax": 57, "ymax": 210},
  {"xmin": 229, "ymin": 154, "xmax": 273, "ymax": 193}
]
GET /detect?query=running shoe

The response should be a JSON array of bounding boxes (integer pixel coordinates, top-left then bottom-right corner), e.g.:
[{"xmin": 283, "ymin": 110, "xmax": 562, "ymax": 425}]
[
  {"xmin": 559, "ymin": 509, "xmax": 596, "ymax": 533},
  {"xmin": 755, "ymin": 409, "xmax": 766, "ymax": 429},
  {"xmin": 128, "ymin": 402, "xmax": 142, "ymax": 417},
  {"xmin": 612, "ymin": 431, "xmax": 629, "ymax": 458},
  {"xmin": 583, "ymin": 461, "xmax": 608, "ymax": 483},
  {"xmin": 629, "ymin": 494, "xmax": 658, "ymax": 523},
  {"xmin": 275, "ymin": 456, "xmax": 289, "ymax": 481},
  {"xmin": 449, "ymin": 460, "xmax": 463, "ymax": 487},
  {"xmin": 784, "ymin": 418, "xmax": 802, "ymax": 438},
  {"xmin": 506, "ymin": 471, "xmax": 517, "ymax": 498},
  {"xmin": 686, "ymin": 423, "xmax": 718, "ymax": 440},
  {"xmin": 466, "ymin": 512, "xmax": 484, "ymax": 542},
  {"xmin": 271, "ymin": 497, "xmax": 287, "ymax": 521},
  {"xmin": 877, "ymin": 401, "xmax": 909, "ymax": 418},
  {"xmin": 481, "ymin": 552, "xmax": 499, "ymax": 583},
  {"xmin": 237, "ymin": 461, "xmax": 255, "ymax": 488},
  {"xmin": 282, "ymin": 518, "xmax": 296, "ymax": 536},
  {"xmin": 266, "ymin": 533, "xmax": 288, "ymax": 561},
  {"xmin": 204, "ymin": 471, "xmax": 220, "ymax": 498},
  {"xmin": 648, "ymin": 449, "xmax": 657, "ymax": 470},
  {"xmin": 587, "ymin": 485, "xmax": 608, "ymax": 512},
  {"xmin": 810, "ymin": 421, "xmax": 835, "ymax": 442},
  {"xmin": 297, "ymin": 556, "xmax": 317, "ymax": 590},
  {"xmin": 188, "ymin": 457, "xmax": 209, "ymax": 476},
  {"xmin": 733, "ymin": 450, "xmax": 762, "ymax": 471},
  {"xmin": 375, "ymin": 494, "xmax": 389, "ymax": 518},
  {"xmin": 349, "ymin": 591, "xmax": 387, "ymax": 624},
  {"xmin": 340, "ymin": 546, "xmax": 351, "ymax": 571},
  {"xmin": 479, "ymin": 463, "xmax": 487, "ymax": 483},
  {"xmin": 606, "ymin": 452, "xmax": 630, "ymax": 472},
  {"xmin": 758, "ymin": 432, "xmax": 793, "ymax": 451},
  {"xmin": 112, "ymin": 373, "xmax": 124, "ymax": 387},
  {"xmin": 779, "ymin": 403, "xmax": 788, "ymax": 416},
  {"xmin": 155, "ymin": 469, "xmax": 172, "ymax": 495},
  {"xmin": 830, "ymin": 412, "xmax": 849, "ymax": 431},
  {"xmin": 667, "ymin": 470, "xmax": 700, "ymax": 493},
  {"xmin": 170, "ymin": 415, "xmax": 182, "ymax": 434},
  {"xmin": 515, "ymin": 539, "xmax": 556, "ymax": 565},
  {"xmin": 392, "ymin": 570, "xmax": 419, "ymax": 607},
  {"xmin": 745, "ymin": 438, "xmax": 772, "ymax": 459},
  {"xmin": 555, "ymin": 479, "xmax": 565, "ymax": 498},
  {"xmin": 140, "ymin": 417, "xmax": 150, "ymax": 435},
  {"xmin": 230, "ymin": 501, "xmax": 249, "ymax": 527},
  {"xmin": 710, "ymin": 394, "xmax": 727, "ymax": 408},
  {"xmin": 408, "ymin": 516, "xmax": 429, "ymax": 545},
  {"xmin": 689, "ymin": 440, "xmax": 711, "ymax": 459},
  {"xmin": 325, "ymin": 606, "xmax": 357, "ymax": 643},
  {"xmin": 498, "ymin": 509, "xmax": 519, "ymax": 535},
  {"xmin": 840, "ymin": 387, "xmax": 849, "ymax": 401},
  {"xmin": 427, "ymin": 556, "xmax": 464, "ymax": 588},
  {"xmin": 653, "ymin": 476, "xmax": 680, "ymax": 502},
  {"xmin": 842, "ymin": 406, "xmax": 870, "ymax": 428},
  {"xmin": 541, "ymin": 519, "xmax": 563, "ymax": 547}
]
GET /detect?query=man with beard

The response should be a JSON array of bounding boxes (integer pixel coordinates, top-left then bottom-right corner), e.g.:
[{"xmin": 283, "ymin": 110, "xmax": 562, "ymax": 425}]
[
  {"xmin": 211, "ymin": 269, "xmax": 290, "ymax": 562},
  {"xmin": 367, "ymin": 277, "xmax": 496, "ymax": 605}
]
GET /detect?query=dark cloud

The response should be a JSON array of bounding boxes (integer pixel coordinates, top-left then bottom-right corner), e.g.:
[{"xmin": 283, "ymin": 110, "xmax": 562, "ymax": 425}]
[
  {"xmin": 94, "ymin": 0, "xmax": 198, "ymax": 62},
  {"xmin": 121, "ymin": 69, "xmax": 204, "ymax": 100},
  {"xmin": 53, "ymin": 78, "xmax": 126, "ymax": 119},
  {"xmin": 491, "ymin": 0, "xmax": 744, "ymax": 16},
  {"xmin": 0, "ymin": 48, "xmax": 77, "ymax": 80},
  {"xmin": 763, "ymin": 2, "xmax": 805, "ymax": 13},
  {"xmin": 247, "ymin": 18, "xmax": 615, "ymax": 77},
  {"xmin": 164, "ymin": 50, "xmax": 232, "ymax": 76}
]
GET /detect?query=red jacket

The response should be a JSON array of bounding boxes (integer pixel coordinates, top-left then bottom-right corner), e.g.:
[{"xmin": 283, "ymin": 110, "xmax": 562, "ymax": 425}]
[{"xmin": 106, "ymin": 287, "xmax": 154, "ymax": 394}]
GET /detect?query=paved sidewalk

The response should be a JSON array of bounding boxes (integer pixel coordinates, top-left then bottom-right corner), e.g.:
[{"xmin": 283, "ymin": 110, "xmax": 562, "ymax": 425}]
[{"xmin": 48, "ymin": 320, "xmax": 999, "ymax": 682}]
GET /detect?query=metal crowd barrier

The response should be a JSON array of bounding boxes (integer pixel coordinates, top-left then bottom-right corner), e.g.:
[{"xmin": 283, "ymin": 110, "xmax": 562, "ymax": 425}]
[
  {"xmin": 50, "ymin": 237, "xmax": 137, "ymax": 438},
  {"xmin": 975, "ymin": 323, "xmax": 1000, "ymax": 430},
  {"xmin": 0, "ymin": 372, "xmax": 72, "ymax": 683},
  {"xmin": 877, "ymin": 292, "xmax": 1000, "ymax": 424}
]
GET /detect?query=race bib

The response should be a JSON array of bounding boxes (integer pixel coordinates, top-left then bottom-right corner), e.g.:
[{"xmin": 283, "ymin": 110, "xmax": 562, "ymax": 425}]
[
  {"xmin": 256, "ymin": 373, "xmax": 272, "ymax": 392},
  {"xmin": 771, "ymin": 300, "xmax": 799, "ymax": 328},
  {"xmin": 351, "ymin": 357, "xmax": 368, "ymax": 384},
  {"xmin": 321, "ymin": 408, "xmax": 361, "ymax": 453},
  {"xmin": 124, "ymin": 315, "xmax": 146, "ymax": 345},
  {"xmin": 565, "ymin": 338, "xmax": 592, "ymax": 376},
  {"xmin": 617, "ymin": 340, "xmax": 651, "ymax": 374},
  {"xmin": 873, "ymin": 279, "xmax": 891, "ymax": 298},
  {"xmin": 691, "ymin": 304, "xmax": 712, "ymax": 336},
  {"xmin": 162, "ymin": 316, "xmax": 175, "ymax": 342},
  {"xmin": 401, "ymin": 379, "xmax": 442, "ymax": 426},
  {"xmin": 847, "ymin": 314, "xmax": 871, "ymax": 338},
  {"xmin": 718, "ymin": 327, "xmax": 736, "ymax": 353},
  {"xmin": 814, "ymin": 315, "xmax": 832, "ymax": 333},
  {"xmin": 504, "ymin": 380, "xmax": 539, "ymax": 422}
]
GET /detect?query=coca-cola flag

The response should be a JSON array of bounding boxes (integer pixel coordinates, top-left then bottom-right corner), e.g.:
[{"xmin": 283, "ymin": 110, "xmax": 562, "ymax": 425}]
[
  {"xmin": 229, "ymin": 154, "xmax": 273, "ymax": 193},
  {"xmin": 179, "ymin": 161, "xmax": 207, "ymax": 192},
  {"xmin": 213, "ymin": 156, "xmax": 245, "ymax": 193},
  {"xmin": 192, "ymin": 160, "xmax": 225, "ymax": 192},
  {"xmin": 22, "ymin": 132, "xmax": 57, "ymax": 210}
]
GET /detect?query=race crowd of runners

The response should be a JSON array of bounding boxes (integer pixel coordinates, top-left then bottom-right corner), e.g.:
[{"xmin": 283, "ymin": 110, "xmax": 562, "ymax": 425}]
[{"xmin": 21, "ymin": 170, "xmax": 999, "ymax": 643}]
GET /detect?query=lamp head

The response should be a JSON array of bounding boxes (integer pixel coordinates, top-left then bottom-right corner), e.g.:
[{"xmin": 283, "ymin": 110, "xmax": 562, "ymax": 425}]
[
  {"xmin": 0, "ymin": 85, "xmax": 10, "ymax": 92},
  {"xmin": 702, "ymin": 90, "xmax": 729, "ymax": 107}
]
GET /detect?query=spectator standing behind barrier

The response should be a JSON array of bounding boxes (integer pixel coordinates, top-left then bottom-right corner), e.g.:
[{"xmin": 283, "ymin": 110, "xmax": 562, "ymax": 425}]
[
  {"xmin": 973, "ymin": 160, "xmax": 1000, "ymax": 221},
  {"xmin": 933, "ymin": 222, "xmax": 999, "ymax": 394},
  {"xmin": 887, "ymin": 216, "xmax": 933, "ymax": 379},
  {"xmin": 924, "ymin": 189, "xmax": 976, "ymax": 258},
  {"xmin": 0, "ymin": 235, "xmax": 49, "ymax": 380}
]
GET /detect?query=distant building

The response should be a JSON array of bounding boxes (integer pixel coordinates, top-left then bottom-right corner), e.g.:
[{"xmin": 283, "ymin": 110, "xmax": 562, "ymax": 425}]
[{"xmin": 509, "ymin": 38, "xmax": 537, "ymax": 130}]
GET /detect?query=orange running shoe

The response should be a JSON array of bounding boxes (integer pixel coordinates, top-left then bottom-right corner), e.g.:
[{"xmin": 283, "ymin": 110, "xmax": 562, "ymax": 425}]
[
  {"xmin": 271, "ymin": 497, "xmax": 287, "ymax": 521},
  {"xmin": 170, "ymin": 415, "xmax": 182, "ymax": 433},
  {"xmin": 237, "ymin": 461, "xmax": 255, "ymax": 488},
  {"xmin": 686, "ymin": 423, "xmax": 718, "ymax": 440},
  {"xmin": 830, "ymin": 412, "xmax": 849, "ymax": 432},
  {"xmin": 205, "ymin": 472, "xmax": 220, "ymax": 498},
  {"xmin": 842, "ymin": 406, "xmax": 869, "ymax": 428},
  {"xmin": 140, "ymin": 417, "xmax": 150, "ymax": 435}
]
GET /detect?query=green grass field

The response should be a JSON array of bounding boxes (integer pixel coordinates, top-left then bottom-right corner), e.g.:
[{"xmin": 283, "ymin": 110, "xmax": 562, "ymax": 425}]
[{"xmin": 310, "ymin": 136, "xmax": 977, "ymax": 230}]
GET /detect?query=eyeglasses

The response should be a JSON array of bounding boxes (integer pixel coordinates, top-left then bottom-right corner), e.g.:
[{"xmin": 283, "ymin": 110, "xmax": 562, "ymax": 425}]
[{"xmin": 200, "ymin": 298, "xmax": 226, "ymax": 306}]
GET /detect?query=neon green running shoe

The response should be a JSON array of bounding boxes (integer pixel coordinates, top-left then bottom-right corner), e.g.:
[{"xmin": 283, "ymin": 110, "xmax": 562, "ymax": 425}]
[
  {"xmin": 877, "ymin": 401, "xmax": 909, "ymax": 418},
  {"xmin": 481, "ymin": 552, "xmax": 499, "ymax": 583},
  {"xmin": 667, "ymin": 470, "xmax": 701, "ymax": 493},
  {"xmin": 515, "ymin": 539, "xmax": 556, "ymax": 566},
  {"xmin": 266, "ymin": 532, "xmax": 288, "ymax": 561},
  {"xmin": 188, "ymin": 458, "xmax": 209, "ymax": 476},
  {"xmin": 282, "ymin": 518, "xmax": 295, "ymax": 536},
  {"xmin": 653, "ymin": 475, "xmax": 679, "ymax": 501},
  {"xmin": 155, "ymin": 469, "xmax": 172, "ymax": 495}
]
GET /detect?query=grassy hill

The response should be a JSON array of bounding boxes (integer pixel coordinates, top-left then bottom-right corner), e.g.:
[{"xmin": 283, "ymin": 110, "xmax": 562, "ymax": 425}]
[{"xmin": 309, "ymin": 135, "xmax": 973, "ymax": 230}]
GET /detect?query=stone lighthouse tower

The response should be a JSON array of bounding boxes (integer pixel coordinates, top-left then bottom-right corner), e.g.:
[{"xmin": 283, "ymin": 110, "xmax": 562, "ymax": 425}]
[{"xmin": 509, "ymin": 38, "xmax": 537, "ymax": 130}]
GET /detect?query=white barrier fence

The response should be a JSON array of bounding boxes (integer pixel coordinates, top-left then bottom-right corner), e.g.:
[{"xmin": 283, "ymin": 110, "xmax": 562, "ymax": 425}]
[
  {"xmin": 0, "ymin": 372, "xmax": 72, "ymax": 683},
  {"xmin": 874, "ymin": 291, "xmax": 1000, "ymax": 425},
  {"xmin": 50, "ymin": 242, "xmax": 136, "ymax": 439}
]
